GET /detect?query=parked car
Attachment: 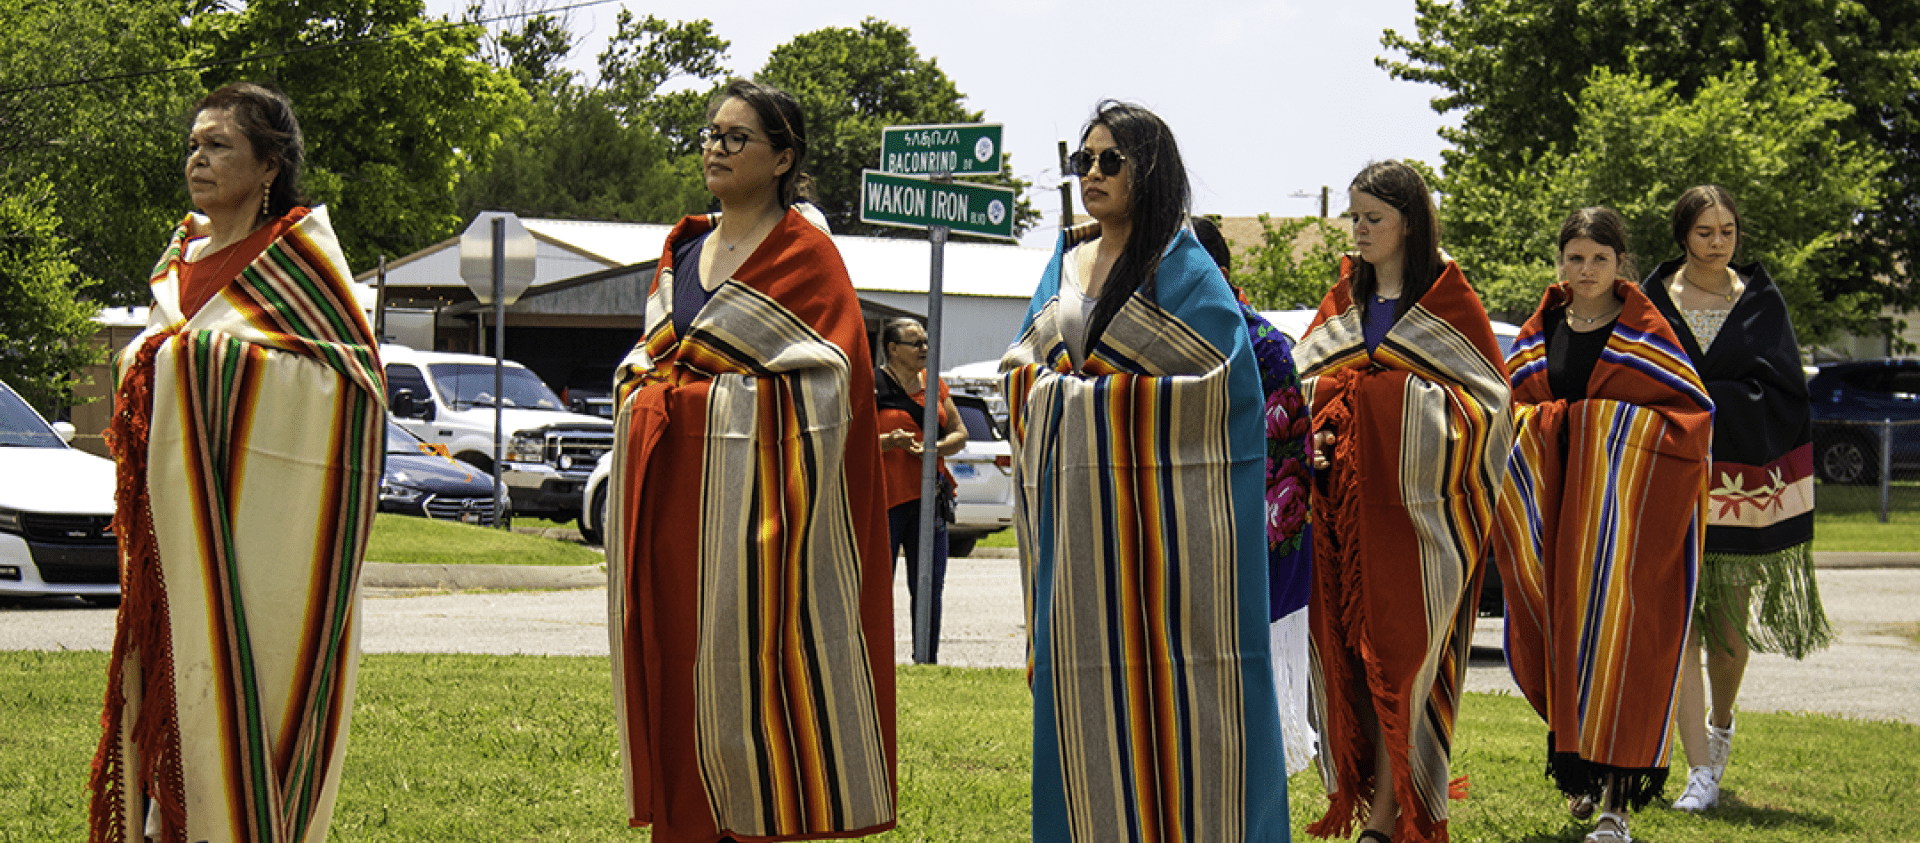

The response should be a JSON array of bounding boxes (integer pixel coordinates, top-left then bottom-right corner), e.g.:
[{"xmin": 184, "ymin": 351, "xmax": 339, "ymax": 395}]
[
  {"xmin": 577, "ymin": 392, "xmax": 1017, "ymax": 554},
  {"xmin": 1808, "ymin": 358, "xmax": 1920, "ymax": 484},
  {"xmin": 947, "ymin": 393, "xmax": 1013, "ymax": 557},
  {"xmin": 379, "ymin": 419, "xmax": 509, "ymax": 526},
  {"xmin": 382, "ymin": 345, "xmax": 613, "ymax": 524},
  {"xmin": 0, "ymin": 378, "xmax": 118, "ymax": 601}
]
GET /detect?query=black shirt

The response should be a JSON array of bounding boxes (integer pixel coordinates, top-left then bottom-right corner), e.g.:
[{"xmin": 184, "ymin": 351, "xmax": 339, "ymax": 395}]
[{"xmin": 1545, "ymin": 309, "xmax": 1615, "ymax": 401}]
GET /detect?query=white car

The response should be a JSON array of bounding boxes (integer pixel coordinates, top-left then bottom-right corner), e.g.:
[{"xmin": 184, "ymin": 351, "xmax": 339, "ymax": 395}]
[
  {"xmin": 0, "ymin": 378, "xmax": 119, "ymax": 601},
  {"xmin": 578, "ymin": 392, "xmax": 1018, "ymax": 555}
]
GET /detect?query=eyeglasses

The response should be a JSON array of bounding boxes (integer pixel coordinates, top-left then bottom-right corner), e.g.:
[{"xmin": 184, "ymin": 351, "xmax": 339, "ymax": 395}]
[
  {"xmin": 1069, "ymin": 147, "xmax": 1128, "ymax": 178},
  {"xmin": 698, "ymin": 126, "xmax": 764, "ymax": 156},
  {"xmin": 891, "ymin": 339, "xmax": 929, "ymax": 350}
]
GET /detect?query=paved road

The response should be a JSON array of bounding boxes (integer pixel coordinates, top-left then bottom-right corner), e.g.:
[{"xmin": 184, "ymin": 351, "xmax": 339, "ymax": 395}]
[{"xmin": 5, "ymin": 558, "xmax": 1915, "ymax": 725}]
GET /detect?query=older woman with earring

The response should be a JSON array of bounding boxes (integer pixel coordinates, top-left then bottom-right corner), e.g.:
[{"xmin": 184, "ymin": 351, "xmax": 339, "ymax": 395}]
[
  {"xmin": 1495, "ymin": 208, "xmax": 1713, "ymax": 843},
  {"xmin": 606, "ymin": 79, "xmax": 895, "ymax": 843},
  {"xmin": 1001, "ymin": 100, "xmax": 1290, "ymax": 843},
  {"xmin": 1641, "ymin": 185, "xmax": 1830, "ymax": 814},
  {"xmin": 90, "ymin": 81, "xmax": 383, "ymax": 843},
  {"xmin": 1293, "ymin": 160, "xmax": 1512, "ymax": 843}
]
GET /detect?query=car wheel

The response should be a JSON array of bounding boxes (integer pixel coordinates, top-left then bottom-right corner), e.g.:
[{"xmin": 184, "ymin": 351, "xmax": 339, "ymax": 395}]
[
  {"xmin": 458, "ymin": 452, "xmax": 493, "ymax": 474},
  {"xmin": 579, "ymin": 482, "xmax": 608, "ymax": 546},
  {"xmin": 1816, "ymin": 435, "xmax": 1877, "ymax": 485},
  {"xmin": 947, "ymin": 534, "xmax": 977, "ymax": 558}
]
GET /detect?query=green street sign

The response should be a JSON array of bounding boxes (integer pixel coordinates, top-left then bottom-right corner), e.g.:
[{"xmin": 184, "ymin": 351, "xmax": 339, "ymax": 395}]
[
  {"xmin": 880, "ymin": 123, "xmax": 1004, "ymax": 176},
  {"xmin": 859, "ymin": 170, "xmax": 1016, "ymax": 240}
]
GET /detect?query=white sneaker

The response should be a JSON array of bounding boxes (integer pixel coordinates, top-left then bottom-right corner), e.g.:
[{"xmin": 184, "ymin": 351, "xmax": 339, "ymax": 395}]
[
  {"xmin": 1671, "ymin": 765, "xmax": 1719, "ymax": 812},
  {"xmin": 1706, "ymin": 717, "xmax": 1736, "ymax": 781}
]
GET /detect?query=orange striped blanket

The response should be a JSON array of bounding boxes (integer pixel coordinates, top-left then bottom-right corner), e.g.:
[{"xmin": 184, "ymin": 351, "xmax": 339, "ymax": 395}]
[
  {"xmin": 1294, "ymin": 258, "xmax": 1512, "ymax": 843},
  {"xmin": 1494, "ymin": 280, "xmax": 1711, "ymax": 807}
]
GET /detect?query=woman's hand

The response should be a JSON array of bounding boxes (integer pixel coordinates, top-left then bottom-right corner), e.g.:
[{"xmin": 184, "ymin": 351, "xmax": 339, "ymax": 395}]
[
  {"xmin": 1312, "ymin": 429, "xmax": 1336, "ymax": 470},
  {"xmin": 882, "ymin": 427, "xmax": 923, "ymax": 454}
]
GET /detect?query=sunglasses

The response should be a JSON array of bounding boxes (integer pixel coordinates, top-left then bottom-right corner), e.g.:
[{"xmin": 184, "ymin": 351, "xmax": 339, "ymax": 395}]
[
  {"xmin": 892, "ymin": 339, "xmax": 929, "ymax": 349},
  {"xmin": 1069, "ymin": 147, "xmax": 1128, "ymax": 178}
]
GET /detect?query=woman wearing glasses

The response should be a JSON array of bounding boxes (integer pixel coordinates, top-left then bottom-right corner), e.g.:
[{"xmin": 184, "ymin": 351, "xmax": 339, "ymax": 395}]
[
  {"xmin": 1494, "ymin": 207, "xmax": 1712, "ymax": 843},
  {"xmin": 874, "ymin": 316, "xmax": 966, "ymax": 664},
  {"xmin": 606, "ymin": 79, "xmax": 896, "ymax": 843},
  {"xmin": 1292, "ymin": 160, "xmax": 1512, "ymax": 843},
  {"xmin": 1001, "ymin": 100, "xmax": 1290, "ymax": 842}
]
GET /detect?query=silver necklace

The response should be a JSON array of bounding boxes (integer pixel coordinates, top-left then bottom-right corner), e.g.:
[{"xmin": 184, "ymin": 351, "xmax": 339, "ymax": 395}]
[{"xmin": 1567, "ymin": 304, "xmax": 1620, "ymax": 326}]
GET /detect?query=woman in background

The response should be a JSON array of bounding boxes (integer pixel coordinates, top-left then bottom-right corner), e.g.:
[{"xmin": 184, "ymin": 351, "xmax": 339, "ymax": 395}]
[
  {"xmin": 606, "ymin": 79, "xmax": 895, "ymax": 843},
  {"xmin": 1293, "ymin": 160, "xmax": 1512, "ymax": 843},
  {"xmin": 1642, "ymin": 185, "xmax": 1830, "ymax": 813},
  {"xmin": 91, "ymin": 81, "xmax": 382, "ymax": 843},
  {"xmin": 1001, "ymin": 101, "xmax": 1290, "ymax": 842},
  {"xmin": 874, "ymin": 316, "xmax": 966, "ymax": 665},
  {"xmin": 1495, "ymin": 207, "xmax": 1712, "ymax": 843}
]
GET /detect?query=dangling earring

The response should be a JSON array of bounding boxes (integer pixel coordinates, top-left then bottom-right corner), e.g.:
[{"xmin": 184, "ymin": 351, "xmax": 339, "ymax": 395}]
[{"xmin": 261, "ymin": 180, "xmax": 273, "ymax": 217}]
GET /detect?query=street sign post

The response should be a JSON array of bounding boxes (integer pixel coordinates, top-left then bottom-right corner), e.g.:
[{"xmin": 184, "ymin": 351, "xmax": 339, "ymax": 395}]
[
  {"xmin": 868, "ymin": 121, "xmax": 1015, "ymax": 664},
  {"xmin": 880, "ymin": 123, "xmax": 1004, "ymax": 177},
  {"xmin": 458, "ymin": 211, "xmax": 539, "ymax": 528},
  {"xmin": 859, "ymin": 170, "xmax": 1017, "ymax": 241}
]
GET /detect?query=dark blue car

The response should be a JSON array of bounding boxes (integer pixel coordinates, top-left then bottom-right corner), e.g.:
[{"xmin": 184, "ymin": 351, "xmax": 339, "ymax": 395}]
[
  {"xmin": 1808, "ymin": 358, "xmax": 1920, "ymax": 484},
  {"xmin": 380, "ymin": 420, "xmax": 509, "ymax": 525}
]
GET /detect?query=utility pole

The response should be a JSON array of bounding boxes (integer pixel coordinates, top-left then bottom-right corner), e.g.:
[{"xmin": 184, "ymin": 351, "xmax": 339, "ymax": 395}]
[{"xmin": 1057, "ymin": 140, "xmax": 1075, "ymax": 228}]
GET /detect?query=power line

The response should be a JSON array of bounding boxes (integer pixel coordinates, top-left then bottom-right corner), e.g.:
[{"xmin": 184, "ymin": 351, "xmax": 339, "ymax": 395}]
[{"xmin": 0, "ymin": 0, "xmax": 621, "ymax": 97}]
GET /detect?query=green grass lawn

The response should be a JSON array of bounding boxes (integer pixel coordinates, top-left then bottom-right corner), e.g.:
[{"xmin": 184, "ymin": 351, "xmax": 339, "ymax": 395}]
[
  {"xmin": 1811, "ymin": 481, "xmax": 1920, "ymax": 552},
  {"xmin": 4, "ymin": 652, "xmax": 1914, "ymax": 842},
  {"xmin": 365, "ymin": 513, "xmax": 603, "ymax": 567}
]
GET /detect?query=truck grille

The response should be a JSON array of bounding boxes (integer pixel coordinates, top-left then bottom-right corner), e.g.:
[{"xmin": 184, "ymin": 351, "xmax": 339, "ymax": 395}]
[{"xmin": 540, "ymin": 429, "xmax": 614, "ymax": 471}]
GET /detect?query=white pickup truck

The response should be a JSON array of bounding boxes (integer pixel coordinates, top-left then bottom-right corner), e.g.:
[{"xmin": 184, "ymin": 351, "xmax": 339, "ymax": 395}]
[{"xmin": 380, "ymin": 345, "xmax": 612, "ymax": 525}]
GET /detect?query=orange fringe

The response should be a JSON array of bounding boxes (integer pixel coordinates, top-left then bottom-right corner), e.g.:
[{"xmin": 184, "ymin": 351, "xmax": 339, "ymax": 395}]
[
  {"xmin": 88, "ymin": 333, "xmax": 188, "ymax": 843},
  {"xmin": 1303, "ymin": 376, "xmax": 1450, "ymax": 843}
]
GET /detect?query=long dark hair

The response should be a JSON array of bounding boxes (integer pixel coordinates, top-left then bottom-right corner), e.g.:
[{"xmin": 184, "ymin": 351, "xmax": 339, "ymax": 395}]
[
  {"xmin": 708, "ymin": 78, "xmax": 809, "ymax": 207},
  {"xmin": 194, "ymin": 82, "xmax": 310, "ymax": 217},
  {"xmin": 1348, "ymin": 160, "xmax": 1442, "ymax": 321},
  {"xmin": 1082, "ymin": 100, "xmax": 1191, "ymax": 344},
  {"xmin": 1670, "ymin": 184, "xmax": 1743, "ymax": 262},
  {"xmin": 1557, "ymin": 206, "xmax": 1638, "ymax": 281}
]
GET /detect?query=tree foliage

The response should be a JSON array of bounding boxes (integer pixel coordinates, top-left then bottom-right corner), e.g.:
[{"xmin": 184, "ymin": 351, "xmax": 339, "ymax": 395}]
[
  {"xmin": 0, "ymin": 178, "xmax": 104, "ymax": 412},
  {"xmin": 1440, "ymin": 43, "xmax": 1886, "ymax": 343},
  {"xmin": 458, "ymin": 11, "xmax": 722, "ymax": 223},
  {"xmin": 1382, "ymin": 0, "xmax": 1920, "ymax": 318},
  {"xmin": 757, "ymin": 18, "xmax": 1037, "ymax": 239},
  {"xmin": 1234, "ymin": 216, "xmax": 1352, "ymax": 311},
  {"xmin": 191, "ymin": 0, "xmax": 523, "ymax": 275},
  {"xmin": 0, "ymin": 0, "xmax": 201, "ymax": 305}
]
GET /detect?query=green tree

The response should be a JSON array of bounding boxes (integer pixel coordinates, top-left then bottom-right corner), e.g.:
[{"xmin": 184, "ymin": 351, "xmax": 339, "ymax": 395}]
[
  {"xmin": 0, "ymin": 0, "xmax": 201, "ymax": 305},
  {"xmin": 457, "ymin": 10, "xmax": 723, "ymax": 223},
  {"xmin": 1234, "ymin": 215, "xmax": 1352, "ymax": 311},
  {"xmin": 757, "ymin": 18, "xmax": 1037, "ymax": 239},
  {"xmin": 1441, "ymin": 44, "xmax": 1886, "ymax": 341},
  {"xmin": 0, "ymin": 178, "xmax": 105, "ymax": 412},
  {"xmin": 1381, "ymin": 0, "xmax": 1920, "ymax": 316},
  {"xmin": 192, "ymin": 0, "xmax": 524, "ymax": 273}
]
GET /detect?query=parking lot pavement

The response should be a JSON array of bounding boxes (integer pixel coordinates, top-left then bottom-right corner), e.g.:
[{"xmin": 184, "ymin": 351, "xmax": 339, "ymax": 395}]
[{"xmin": 7, "ymin": 561, "xmax": 1915, "ymax": 725}]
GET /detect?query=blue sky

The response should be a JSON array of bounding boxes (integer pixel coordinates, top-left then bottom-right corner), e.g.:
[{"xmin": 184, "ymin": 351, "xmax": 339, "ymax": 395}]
[{"xmin": 438, "ymin": 0, "xmax": 1457, "ymax": 247}]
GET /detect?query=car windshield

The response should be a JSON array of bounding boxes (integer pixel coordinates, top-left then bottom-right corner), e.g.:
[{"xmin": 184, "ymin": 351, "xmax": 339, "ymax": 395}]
[
  {"xmin": 428, "ymin": 363, "xmax": 562, "ymax": 410},
  {"xmin": 955, "ymin": 400, "xmax": 1002, "ymax": 442},
  {"xmin": 0, "ymin": 381, "xmax": 65, "ymax": 448},
  {"xmin": 387, "ymin": 421, "xmax": 427, "ymax": 454}
]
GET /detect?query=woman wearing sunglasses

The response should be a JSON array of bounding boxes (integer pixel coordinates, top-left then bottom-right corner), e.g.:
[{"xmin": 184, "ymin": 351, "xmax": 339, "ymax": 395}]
[
  {"xmin": 874, "ymin": 316, "xmax": 967, "ymax": 665},
  {"xmin": 1000, "ymin": 100, "xmax": 1291, "ymax": 842},
  {"xmin": 1493, "ymin": 208, "xmax": 1712, "ymax": 843},
  {"xmin": 1292, "ymin": 160, "xmax": 1512, "ymax": 843},
  {"xmin": 605, "ymin": 79, "xmax": 896, "ymax": 843}
]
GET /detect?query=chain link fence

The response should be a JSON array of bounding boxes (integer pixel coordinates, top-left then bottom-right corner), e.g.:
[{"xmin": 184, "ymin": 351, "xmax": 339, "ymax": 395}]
[{"xmin": 1811, "ymin": 418, "xmax": 1920, "ymax": 522}]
